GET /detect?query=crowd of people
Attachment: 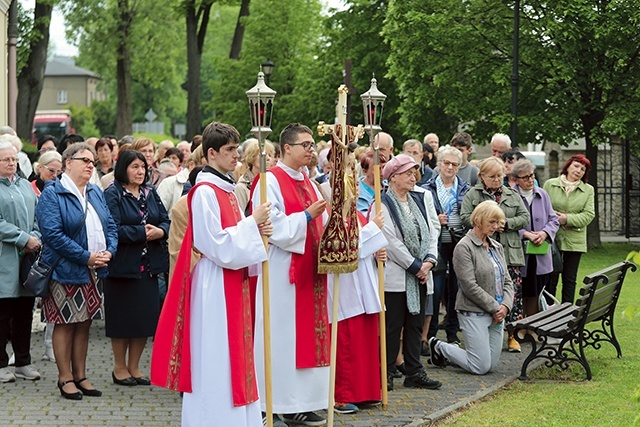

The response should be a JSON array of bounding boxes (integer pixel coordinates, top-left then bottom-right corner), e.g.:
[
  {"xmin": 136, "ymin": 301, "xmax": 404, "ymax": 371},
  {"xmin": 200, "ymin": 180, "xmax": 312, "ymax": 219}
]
[{"xmin": 0, "ymin": 123, "xmax": 596, "ymax": 427}]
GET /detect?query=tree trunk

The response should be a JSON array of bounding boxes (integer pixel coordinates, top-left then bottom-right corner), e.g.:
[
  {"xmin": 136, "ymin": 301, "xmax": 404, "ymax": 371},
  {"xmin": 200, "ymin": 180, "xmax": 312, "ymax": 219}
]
[
  {"xmin": 116, "ymin": 0, "xmax": 133, "ymax": 138},
  {"xmin": 16, "ymin": 1, "xmax": 54, "ymax": 141},
  {"xmin": 583, "ymin": 121, "xmax": 602, "ymax": 248},
  {"xmin": 229, "ymin": 0, "xmax": 250, "ymax": 60},
  {"xmin": 185, "ymin": 0, "xmax": 213, "ymax": 140}
]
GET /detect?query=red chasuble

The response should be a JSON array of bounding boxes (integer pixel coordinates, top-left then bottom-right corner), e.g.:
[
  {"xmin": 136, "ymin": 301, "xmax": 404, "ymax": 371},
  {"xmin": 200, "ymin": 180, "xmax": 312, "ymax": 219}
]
[
  {"xmin": 151, "ymin": 181, "xmax": 258, "ymax": 407},
  {"xmin": 270, "ymin": 166, "xmax": 330, "ymax": 369}
]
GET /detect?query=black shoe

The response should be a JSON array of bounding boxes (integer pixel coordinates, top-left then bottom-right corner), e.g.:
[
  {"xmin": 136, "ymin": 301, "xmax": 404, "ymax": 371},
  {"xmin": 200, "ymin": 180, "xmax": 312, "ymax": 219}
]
[
  {"xmin": 421, "ymin": 340, "xmax": 431, "ymax": 357},
  {"xmin": 262, "ymin": 412, "xmax": 287, "ymax": 427},
  {"xmin": 58, "ymin": 380, "xmax": 83, "ymax": 400},
  {"xmin": 447, "ymin": 333, "xmax": 461, "ymax": 345},
  {"xmin": 112, "ymin": 371, "xmax": 137, "ymax": 386},
  {"xmin": 403, "ymin": 370, "xmax": 442, "ymax": 390},
  {"xmin": 428, "ymin": 337, "xmax": 448, "ymax": 368},
  {"xmin": 389, "ymin": 365, "xmax": 402, "ymax": 379},
  {"xmin": 133, "ymin": 376, "xmax": 151, "ymax": 386},
  {"xmin": 395, "ymin": 363, "xmax": 407, "ymax": 376},
  {"xmin": 387, "ymin": 373, "xmax": 394, "ymax": 391},
  {"xmin": 74, "ymin": 378, "xmax": 102, "ymax": 397},
  {"xmin": 282, "ymin": 411, "xmax": 326, "ymax": 426}
]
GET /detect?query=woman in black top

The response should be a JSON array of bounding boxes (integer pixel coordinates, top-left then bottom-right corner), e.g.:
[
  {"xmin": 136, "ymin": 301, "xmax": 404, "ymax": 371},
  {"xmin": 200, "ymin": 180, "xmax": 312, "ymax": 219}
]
[{"xmin": 104, "ymin": 150, "xmax": 170, "ymax": 386}]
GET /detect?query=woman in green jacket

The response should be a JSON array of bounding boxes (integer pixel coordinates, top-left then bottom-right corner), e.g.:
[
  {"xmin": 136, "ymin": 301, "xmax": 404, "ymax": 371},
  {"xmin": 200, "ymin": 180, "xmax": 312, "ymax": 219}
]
[
  {"xmin": 543, "ymin": 155, "xmax": 595, "ymax": 304},
  {"xmin": 461, "ymin": 157, "xmax": 530, "ymax": 352}
]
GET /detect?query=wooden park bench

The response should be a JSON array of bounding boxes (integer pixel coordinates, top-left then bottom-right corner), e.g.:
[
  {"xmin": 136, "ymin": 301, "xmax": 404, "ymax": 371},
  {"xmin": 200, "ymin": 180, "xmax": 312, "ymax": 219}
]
[{"xmin": 507, "ymin": 261, "xmax": 636, "ymax": 380}]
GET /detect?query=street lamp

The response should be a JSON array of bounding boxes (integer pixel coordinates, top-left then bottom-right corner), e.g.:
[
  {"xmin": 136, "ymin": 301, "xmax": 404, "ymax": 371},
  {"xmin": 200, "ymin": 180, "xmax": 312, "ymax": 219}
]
[
  {"xmin": 261, "ymin": 58, "xmax": 275, "ymax": 86},
  {"xmin": 360, "ymin": 74, "xmax": 388, "ymax": 411},
  {"xmin": 360, "ymin": 74, "xmax": 387, "ymax": 141},
  {"xmin": 246, "ymin": 70, "xmax": 276, "ymax": 140},
  {"xmin": 245, "ymin": 69, "xmax": 276, "ymax": 427}
]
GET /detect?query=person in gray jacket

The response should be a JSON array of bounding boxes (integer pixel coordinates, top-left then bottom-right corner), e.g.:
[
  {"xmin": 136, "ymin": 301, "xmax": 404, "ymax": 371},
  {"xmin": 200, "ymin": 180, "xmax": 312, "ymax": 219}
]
[
  {"xmin": 460, "ymin": 156, "xmax": 529, "ymax": 353},
  {"xmin": 428, "ymin": 200, "xmax": 514, "ymax": 375}
]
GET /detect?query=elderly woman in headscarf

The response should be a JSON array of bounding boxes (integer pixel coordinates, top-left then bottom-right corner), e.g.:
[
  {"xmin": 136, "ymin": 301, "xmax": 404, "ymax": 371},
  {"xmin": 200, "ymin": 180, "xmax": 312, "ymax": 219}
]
[{"xmin": 379, "ymin": 154, "xmax": 442, "ymax": 392}]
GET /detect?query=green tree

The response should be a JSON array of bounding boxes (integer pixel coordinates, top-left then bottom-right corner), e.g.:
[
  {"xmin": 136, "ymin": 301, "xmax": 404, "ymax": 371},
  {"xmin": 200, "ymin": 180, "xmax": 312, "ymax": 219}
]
[
  {"xmin": 385, "ymin": 0, "xmax": 640, "ymax": 246},
  {"xmin": 16, "ymin": 0, "xmax": 56, "ymax": 141},
  {"xmin": 204, "ymin": 0, "xmax": 324, "ymax": 136},
  {"xmin": 63, "ymin": 0, "xmax": 185, "ymax": 137}
]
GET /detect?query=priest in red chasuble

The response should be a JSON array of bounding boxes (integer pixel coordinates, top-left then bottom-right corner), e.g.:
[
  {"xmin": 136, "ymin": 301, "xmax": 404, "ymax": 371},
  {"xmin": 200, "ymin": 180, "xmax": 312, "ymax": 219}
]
[
  {"xmin": 251, "ymin": 123, "xmax": 330, "ymax": 427},
  {"xmin": 151, "ymin": 121, "xmax": 272, "ymax": 427}
]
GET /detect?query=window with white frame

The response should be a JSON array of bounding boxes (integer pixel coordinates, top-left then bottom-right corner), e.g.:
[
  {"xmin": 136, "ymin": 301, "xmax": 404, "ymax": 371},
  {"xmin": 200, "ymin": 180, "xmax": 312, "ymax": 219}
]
[{"xmin": 57, "ymin": 90, "xmax": 68, "ymax": 104}]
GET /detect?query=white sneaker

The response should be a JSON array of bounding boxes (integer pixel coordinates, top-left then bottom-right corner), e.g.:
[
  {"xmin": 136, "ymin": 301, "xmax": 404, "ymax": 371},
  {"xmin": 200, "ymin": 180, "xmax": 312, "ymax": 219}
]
[
  {"xmin": 8, "ymin": 353, "xmax": 14, "ymax": 366},
  {"xmin": 14, "ymin": 364, "xmax": 41, "ymax": 381},
  {"xmin": 0, "ymin": 367, "xmax": 16, "ymax": 383},
  {"xmin": 42, "ymin": 347, "xmax": 56, "ymax": 362}
]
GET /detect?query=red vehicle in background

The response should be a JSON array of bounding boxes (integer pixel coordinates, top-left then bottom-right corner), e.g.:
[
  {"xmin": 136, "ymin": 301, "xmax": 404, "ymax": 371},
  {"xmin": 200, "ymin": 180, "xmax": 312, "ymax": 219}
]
[{"xmin": 31, "ymin": 110, "xmax": 73, "ymax": 145}]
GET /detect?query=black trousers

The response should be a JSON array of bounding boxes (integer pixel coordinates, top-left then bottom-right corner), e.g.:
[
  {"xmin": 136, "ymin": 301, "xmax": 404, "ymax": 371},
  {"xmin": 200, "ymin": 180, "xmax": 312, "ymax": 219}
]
[
  {"xmin": 428, "ymin": 241, "xmax": 459, "ymax": 338},
  {"xmin": 385, "ymin": 286, "xmax": 426, "ymax": 377},
  {"xmin": 549, "ymin": 251, "xmax": 582, "ymax": 304},
  {"xmin": 0, "ymin": 296, "xmax": 35, "ymax": 368}
]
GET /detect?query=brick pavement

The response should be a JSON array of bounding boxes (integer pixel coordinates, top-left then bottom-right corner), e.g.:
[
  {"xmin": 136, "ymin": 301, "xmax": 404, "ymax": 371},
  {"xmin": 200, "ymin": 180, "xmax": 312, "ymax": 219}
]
[{"xmin": 1, "ymin": 320, "xmax": 532, "ymax": 427}]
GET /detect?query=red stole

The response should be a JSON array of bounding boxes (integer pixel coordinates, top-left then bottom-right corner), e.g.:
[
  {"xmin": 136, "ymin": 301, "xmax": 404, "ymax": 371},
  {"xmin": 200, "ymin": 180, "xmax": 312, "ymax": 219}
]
[
  {"xmin": 150, "ymin": 181, "xmax": 258, "ymax": 406},
  {"xmin": 270, "ymin": 166, "xmax": 330, "ymax": 368}
]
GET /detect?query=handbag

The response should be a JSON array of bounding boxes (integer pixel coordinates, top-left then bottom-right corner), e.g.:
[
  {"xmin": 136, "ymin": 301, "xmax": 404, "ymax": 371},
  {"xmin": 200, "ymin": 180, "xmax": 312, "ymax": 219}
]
[
  {"xmin": 538, "ymin": 286, "xmax": 561, "ymax": 311},
  {"xmin": 550, "ymin": 239, "xmax": 563, "ymax": 274},
  {"xmin": 22, "ymin": 200, "xmax": 89, "ymax": 298},
  {"xmin": 22, "ymin": 251, "xmax": 59, "ymax": 298}
]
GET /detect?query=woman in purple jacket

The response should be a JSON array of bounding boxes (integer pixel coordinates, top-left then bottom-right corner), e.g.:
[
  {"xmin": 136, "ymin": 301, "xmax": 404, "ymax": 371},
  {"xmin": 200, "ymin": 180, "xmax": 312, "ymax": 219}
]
[{"xmin": 510, "ymin": 159, "xmax": 559, "ymax": 316}]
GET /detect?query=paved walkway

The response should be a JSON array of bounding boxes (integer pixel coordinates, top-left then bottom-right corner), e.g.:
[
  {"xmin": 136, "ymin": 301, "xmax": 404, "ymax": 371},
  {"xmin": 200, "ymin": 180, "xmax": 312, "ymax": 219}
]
[{"xmin": 1, "ymin": 318, "xmax": 534, "ymax": 427}]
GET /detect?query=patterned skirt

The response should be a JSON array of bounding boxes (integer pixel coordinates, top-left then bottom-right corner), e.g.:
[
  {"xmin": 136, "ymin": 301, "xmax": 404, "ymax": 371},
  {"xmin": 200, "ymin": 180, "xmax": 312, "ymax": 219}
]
[{"xmin": 42, "ymin": 272, "xmax": 104, "ymax": 324}]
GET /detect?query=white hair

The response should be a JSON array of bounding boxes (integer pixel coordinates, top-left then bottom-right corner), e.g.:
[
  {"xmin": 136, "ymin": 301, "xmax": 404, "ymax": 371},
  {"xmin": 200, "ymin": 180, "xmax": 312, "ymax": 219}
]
[
  {"xmin": 0, "ymin": 133, "xmax": 22, "ymax": 151},
  {"xmin": 0, "ymin": 140, "xmax": 16, "ymax": 152},
  {"xmin": 491, "ymin": 133, "xmax": 511, "ymax": 148},
  {"xmin": 0, "ymin": 125, "xmax": 16, "ymax": 135}
]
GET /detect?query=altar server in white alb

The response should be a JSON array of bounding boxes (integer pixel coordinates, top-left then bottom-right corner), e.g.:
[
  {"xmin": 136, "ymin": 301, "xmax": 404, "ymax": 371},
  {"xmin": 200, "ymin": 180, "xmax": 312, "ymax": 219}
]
[
  {"xmin": 328, "ymin": 208, "xmax": 387, "ymax": 414},
  {"xmin": 252, "ymin": 123, "xmax": 330, "ymax": 427},
  {"xmin": 151, "ymin": 121, "xmax": 272, "ymax": 427}
]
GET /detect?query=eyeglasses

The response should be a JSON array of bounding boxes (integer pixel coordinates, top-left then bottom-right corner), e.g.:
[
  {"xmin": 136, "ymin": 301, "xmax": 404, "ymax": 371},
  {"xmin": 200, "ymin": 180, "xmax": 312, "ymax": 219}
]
[
  {"xmin": 70, "ymin": 157, "xmax": 97, "ymax": 166},
  {"xmin": 41, "ymin": 164, "xmax": 62, "ymax": 176},
  {"xmin": 38, "ymin": 146, "xmax": 57, "ymax": 154},
  {"xmin": 517, "ymin": 173, "xmax": 535, "ymax": 181},
  {"xmin": 441, "ymin": 159, "xmax": 460, "ymax": 167},
  {"xmin": 288, "ymin": 141, "xmax": 315, "ymax": 151},
  {"xmin": 0, "ymin": 157, "xmax": 18, "ymax": 164}
]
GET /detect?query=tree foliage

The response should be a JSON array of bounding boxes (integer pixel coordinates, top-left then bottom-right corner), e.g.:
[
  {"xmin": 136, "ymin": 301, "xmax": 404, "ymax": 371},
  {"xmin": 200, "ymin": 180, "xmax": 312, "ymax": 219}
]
[
  {"xmin": 385, "ymin": 0, "xmax": 640, "ymax": 146},
  {"xmin": 62, "ymin": 0, "xmax": 186, "ymax": 137},
  {"xmin": 16, "ymin": 0, "xmax": 56, "ymax": 140}
]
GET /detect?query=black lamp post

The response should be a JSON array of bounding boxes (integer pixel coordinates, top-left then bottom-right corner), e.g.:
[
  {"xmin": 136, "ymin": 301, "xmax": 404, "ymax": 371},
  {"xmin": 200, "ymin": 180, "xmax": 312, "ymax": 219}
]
[{"xmin": 261, "ymin": 58, "xmax": 275, "ymax": 86}]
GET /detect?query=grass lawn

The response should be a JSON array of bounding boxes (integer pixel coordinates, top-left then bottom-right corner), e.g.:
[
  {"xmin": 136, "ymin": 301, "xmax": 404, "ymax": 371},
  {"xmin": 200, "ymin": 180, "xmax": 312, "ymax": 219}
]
[{"xmin": 435, "ymin": 243, "xmax": 640, "ymax": 427}]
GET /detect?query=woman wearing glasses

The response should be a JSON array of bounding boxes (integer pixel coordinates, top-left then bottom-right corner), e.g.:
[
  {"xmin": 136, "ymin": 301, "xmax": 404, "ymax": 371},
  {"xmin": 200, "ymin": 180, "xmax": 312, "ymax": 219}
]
[
  {"xmin": 510, "ymin": 159, "xmax": 559, "ymax": 316},
  {"xmin": 37, "ymin": 143, "xmax": 118, "ymax": 400},
  {"xmin": 30, "ymin": 151, "xmax": 63, "ymax": 196},
  {"xmin": 104, "ymin": 150, "xmax": 170, "ymax": 387},
  {"xmin": 421, "ymin": 146, "xmax": 471, "ymax": 350},
  {"xmin": 460, "ymin": 157, "xmax": 529, "ymax": 352},
  {"xmin": 0, "ymin": 140, "xmax": 42, "ymax": 384}
]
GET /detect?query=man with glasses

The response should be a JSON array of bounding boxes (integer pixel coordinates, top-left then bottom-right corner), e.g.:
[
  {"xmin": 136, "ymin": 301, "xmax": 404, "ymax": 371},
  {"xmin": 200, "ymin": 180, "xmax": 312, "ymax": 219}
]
[{"xmin": 252, "ymin": 123, "xmax": 330, "ymax": 427}]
